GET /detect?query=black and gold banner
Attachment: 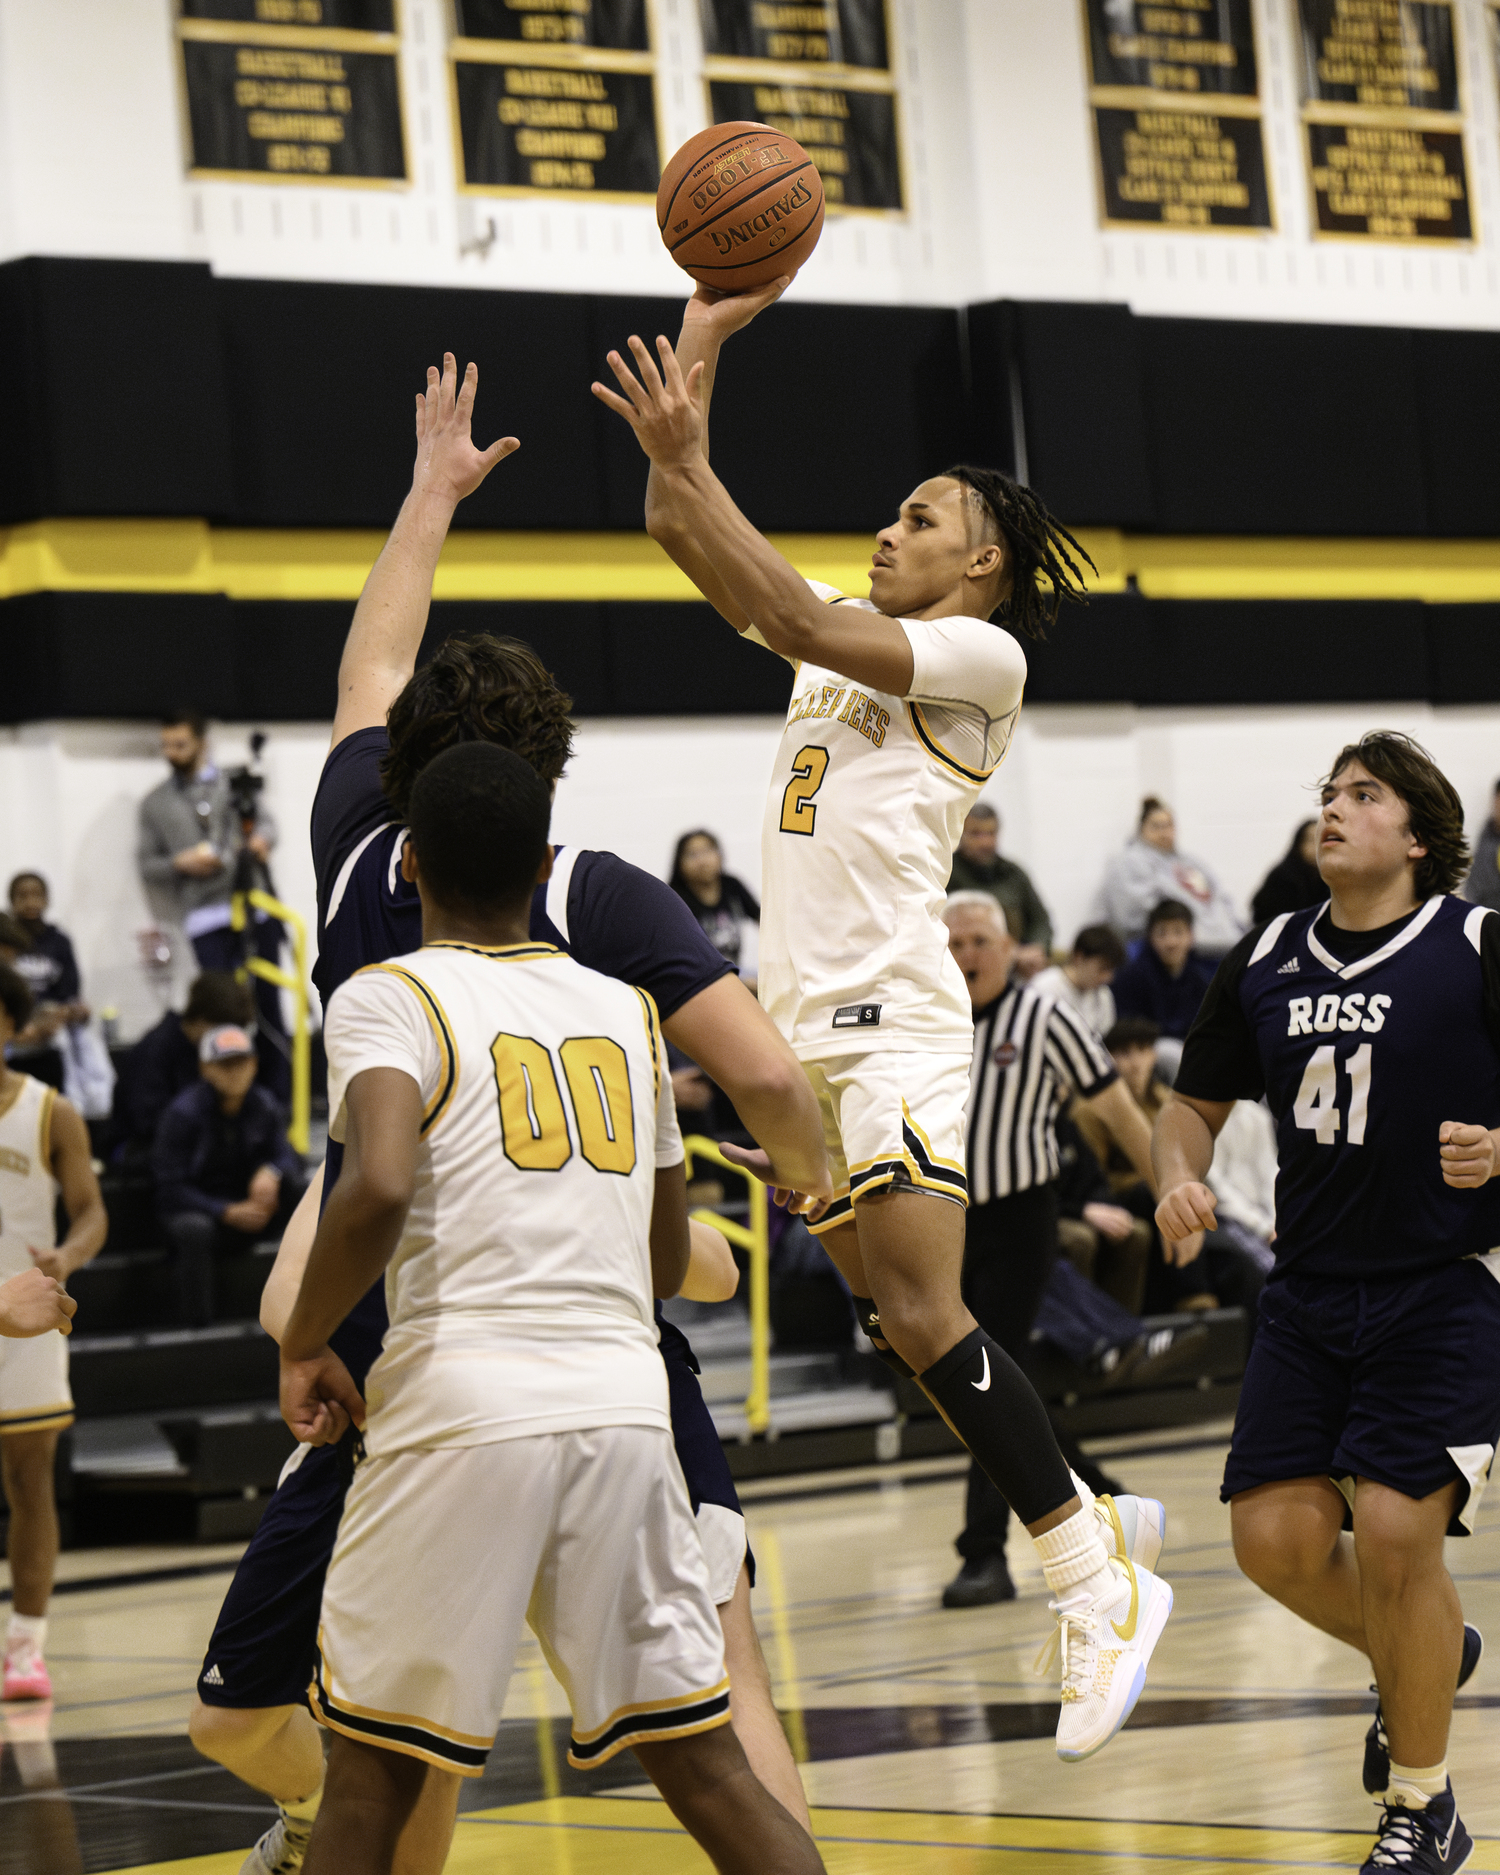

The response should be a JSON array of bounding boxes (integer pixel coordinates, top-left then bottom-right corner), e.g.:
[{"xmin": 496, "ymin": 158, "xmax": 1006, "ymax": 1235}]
[
  {"xmin": 1298, "ymin": 0, "xmax": 1458, "ymax": 111},
  {"xmin": 1307, "ymin": 120, "xmax": 1471, "ymax": 240},
  {"xmin": 180, "ymin": 0, "xmax": 395, "ymax": 23},
  {"xmin": 699, "ymin": 0, "xmax": 888, "ymax": 70},
  {"xmin": 180, "ymin": 36, "xmax": 407, "ymax": 180},
  {"xmin": 708, "ymin": 78, "xmax": 899, "ymax": 208},
  {"xmin": 454, "ymin": 59, "xmax": 659, "ymax": 197},
  {"xmin": 1083, "ymin": 0, "xmax": 1258, "ymax": 98},
  {"xmin": 1094, "ymin": 105, "xmax": 1271, "ymax": 228},
  {"xmin": 453, "ymin": 0, "xmax": 648, "ymax": 51}
]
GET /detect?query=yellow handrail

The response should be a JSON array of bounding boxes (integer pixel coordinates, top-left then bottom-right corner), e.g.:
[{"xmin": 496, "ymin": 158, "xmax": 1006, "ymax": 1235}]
[
  {"xmin": 230, "ymin": 888, "xmax": 312, "ymax": 1156},
  {"xmin": 683, "ymin": 1135, "xmax": 770, "ymax": 1438}
]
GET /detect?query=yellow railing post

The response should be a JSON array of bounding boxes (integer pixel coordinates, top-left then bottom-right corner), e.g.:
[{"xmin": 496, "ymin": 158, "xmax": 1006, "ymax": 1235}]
[
  {"xmin": 230, "ymin": 888, "xmax": 312, "ymax": 1156},
  {"xmin": 682, "ymin": 1135, "xmax": 771, "ymax": 1438}
]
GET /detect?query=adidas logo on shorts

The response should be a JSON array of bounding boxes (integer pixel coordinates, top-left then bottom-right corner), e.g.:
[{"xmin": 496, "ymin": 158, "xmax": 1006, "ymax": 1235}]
[
  {"xmin": 202, "ymin": 1663, "xmax": 224, "ymax": 1687},
  {"xmin": 1277, "ymin": 958, "xmax": 1300, "ymax": 974}
]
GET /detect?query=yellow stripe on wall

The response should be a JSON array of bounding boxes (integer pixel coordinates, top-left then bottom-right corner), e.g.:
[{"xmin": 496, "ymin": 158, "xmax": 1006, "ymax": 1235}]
[{"xmin": 3, "ymin": 519, "xmax": 1500, "ymax": 606}]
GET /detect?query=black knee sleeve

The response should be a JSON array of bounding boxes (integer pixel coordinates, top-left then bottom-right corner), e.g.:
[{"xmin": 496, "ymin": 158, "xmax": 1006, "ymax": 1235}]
[
  {"xmin": 920, "ymin": 1328, "xmax": 1074, "ymax": 1527},
  {"xmin": 853, "ymin": 1296, "xmax": 916, "ymax": 1379}
]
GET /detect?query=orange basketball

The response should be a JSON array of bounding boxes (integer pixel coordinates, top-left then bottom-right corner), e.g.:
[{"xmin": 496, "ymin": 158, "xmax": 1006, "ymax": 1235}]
[{"xmin": 657, "ymin": 121, "xmax": 824, "ymax": 292}]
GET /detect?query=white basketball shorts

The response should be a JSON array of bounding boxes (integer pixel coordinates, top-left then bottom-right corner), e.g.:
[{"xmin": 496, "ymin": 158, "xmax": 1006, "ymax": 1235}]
[
  {"xmin": 802, "ymin": 1050, "xmax": 971, "ymax": 1238},
  {"xmin": 310, "ymin": 1424, "xmax": 730, "ymax": 1775},
  {"xmin": 0, "ymin": 1328, "xmax": 73, "ymax": 1435}
]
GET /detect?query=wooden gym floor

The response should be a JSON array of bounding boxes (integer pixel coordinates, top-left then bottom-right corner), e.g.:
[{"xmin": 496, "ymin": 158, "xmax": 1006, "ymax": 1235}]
[{"xmin": 3, "ymin": 1427, "xmax": 1498, "ymax": 1874}]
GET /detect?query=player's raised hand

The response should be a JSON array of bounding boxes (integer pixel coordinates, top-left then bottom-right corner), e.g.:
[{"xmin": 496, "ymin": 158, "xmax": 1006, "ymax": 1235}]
[
  {"xmin": 0, "ymin": 1267, "xmax": 77, "ymax": 1338},
  {"xmin": 1156, "ymin": 1179, "xmax": 1217, "ymax": 1244},
  {"xmin": 680, "ymin": 275, "xmax": 793, "ymax": 345},
  {"xmin": 411, "ymin": 354, "xmax": 520, "ymax": 509},
  {"xmin": 717, "ymin": 1141, "xmax": 832, "ymax": 1221},
  {"xmin": 592, "ymin": 334, "xmax": 705, "ymax": 469},
  {"xmin": 280, "ymin": 1345, "xmax": 367, "ymax": 1447},
  {"xmin": 1439, "ymin": 1120, "xmax": 1499, "ymax": 1188}
]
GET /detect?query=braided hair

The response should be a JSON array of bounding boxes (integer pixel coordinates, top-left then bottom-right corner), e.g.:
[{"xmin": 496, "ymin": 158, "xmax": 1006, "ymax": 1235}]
[{"xmin": 942, "ymin": 464, "xmax": 1094, "ymax": 640}]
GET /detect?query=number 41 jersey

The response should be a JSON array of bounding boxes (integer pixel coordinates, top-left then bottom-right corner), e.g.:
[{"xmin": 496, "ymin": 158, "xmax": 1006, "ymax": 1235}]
[
  {"xmin": 1177, "ymin": 894, "xmax": 1500, "ymax": 1280},
  {"xmin": 323, "ymin": 940, "xmax": 681, "ymax": 1458}
]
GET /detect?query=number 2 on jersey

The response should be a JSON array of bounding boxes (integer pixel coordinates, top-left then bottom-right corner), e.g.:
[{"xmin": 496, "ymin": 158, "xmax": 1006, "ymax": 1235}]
[
  {"xmin": 780, "ymin": 745, "xmax": 829, "ymax": 837},
  {"xmin": 491, "ymin": 1033, "xmax": 637, "ymax": 1175},
  {"xmin": 1293, "ymin": 1042, "xmax": 1372, "ymax": 1145}
]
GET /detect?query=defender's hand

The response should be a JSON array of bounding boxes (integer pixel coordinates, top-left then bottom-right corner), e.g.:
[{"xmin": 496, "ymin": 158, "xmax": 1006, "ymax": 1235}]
[
  {"xmin": 680, "ymin": 276, "xmax": 792, "ymax": 345},
  {"xmin": 1166, "ymin": 1229, "xmax": 1205, "ymax": 1267},
  {"xmin": 412, "ymin": 354, "xmax": 520, "ymax": 509},
  {"xmin": 280, "ymin": 1346, "xmax": 366, "ymax": 1447},
  {"xmin": 717, "ymin": 1141, "xmax": 833, "ymax": 1221},
  {"xmin": 1440, "ymin": 1121, "xmax": 1499, "ymax": 1188},
  {"xmin": 592, "ymin": 334, "xmax": 705, "ymax": 469},
  {"xmin": 1156, "ymin": 1180, "xmax": 1217, "ymax": 1243},
  {"xmin": 0, "ymin": 1268, "xmax": 76, "ymax": 1338}
]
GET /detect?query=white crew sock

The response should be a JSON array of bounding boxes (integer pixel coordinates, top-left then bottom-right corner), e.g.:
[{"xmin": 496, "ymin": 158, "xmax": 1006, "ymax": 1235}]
[
  {"xmin": 7, "ymin": 1613, "xmax": 47, "ymax": 1656},
  {"xmin": 1070, "ymin": 1470, "xmax": 1098, "ymax": 1517},
  {"xmin": 1032, "ymin": 1503, "xmax": 1116, "ymax": 1607},
  {"xmin": 1386, "ymin": 1759, "xmax": 1448, "ymax": 1809}
]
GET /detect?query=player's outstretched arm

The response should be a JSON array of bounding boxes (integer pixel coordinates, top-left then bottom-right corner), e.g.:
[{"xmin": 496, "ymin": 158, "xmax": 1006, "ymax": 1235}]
[
  {"xmin": 0, "ymin": 1268, "xmax": 77, "ymax": 1339},
  {"xmin": 331, "ymin": 354, "xmax": 519, "ymax": 750},
  {"xmin": 662, "ymin": 975, "xmax": 830, "ymax": 1206},
  {"xmin": 1152, "ymin": 1092, "xmax": 1231, "ymax": 1250},
  {"xmin": 594, "ymin": 335, "xmax": 917, "ymax": 694}
]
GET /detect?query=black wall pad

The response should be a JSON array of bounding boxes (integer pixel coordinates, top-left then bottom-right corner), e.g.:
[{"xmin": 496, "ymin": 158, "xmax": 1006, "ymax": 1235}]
[
  {"xmin": 1427, "ymin": 605, "xmax": 1500, "ymax": 704},
  {"xmin": 1413, "ymin": 330, "xmax": 1500, "ymax": 539},
  {"xmin": 0, "ymin": 259, "xmax": 234, "ymax": 523},
  {"xmin": 0, "ymin": 591, "xmax": 239, "ymax": 722}
]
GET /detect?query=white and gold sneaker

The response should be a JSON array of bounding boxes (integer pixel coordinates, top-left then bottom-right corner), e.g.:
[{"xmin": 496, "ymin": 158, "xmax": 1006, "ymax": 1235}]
[
  {"xmin": 1097, "ymin": 1492, "xmax": 1166, "ymax": 1573},
  {"xmin": 1040, "ymin": 1555, "xmax": 1173, "ymax": 1763}
]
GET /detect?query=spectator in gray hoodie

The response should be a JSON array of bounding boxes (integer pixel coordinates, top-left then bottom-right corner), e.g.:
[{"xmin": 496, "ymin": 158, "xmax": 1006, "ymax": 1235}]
[
  {"xmin": 1464, "ymin": 780, "xmax": 1500, "ymax": 913},
  {"xmin": 1095, "ymin": 796, "xmax": 1244, "ymax": 956}
]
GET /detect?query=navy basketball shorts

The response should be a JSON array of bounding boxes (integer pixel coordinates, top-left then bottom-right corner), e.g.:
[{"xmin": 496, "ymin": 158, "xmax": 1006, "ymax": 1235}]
[
  {"xmin": 1223, "ymin": 1256, "xmax": 1500, "ymax": 1535},
  {"xmin": 198, "ymin": 1339, "xmax": 747, "ymax": 1710}
]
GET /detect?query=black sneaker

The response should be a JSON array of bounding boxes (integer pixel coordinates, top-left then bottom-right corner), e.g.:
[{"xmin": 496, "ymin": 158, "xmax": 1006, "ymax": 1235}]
[
  {"xmin": 1360, "ymin": 1782, "xmax": 1471, "ymax": 1872},
  {"xmin": 1364, "ymin": 1625, "xmax": 1481, "ymax": 1794},
  {"xmin": 941, "ymin": 1553, "xmax": 1016, "ymax": 1608}
]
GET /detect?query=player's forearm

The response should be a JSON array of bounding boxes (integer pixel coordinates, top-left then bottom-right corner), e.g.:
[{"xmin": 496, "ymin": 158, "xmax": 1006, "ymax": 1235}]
[
  {"xmin": 645, "ymin": 323, "xmax": 721, "ymax": 529},
  {"xmin": 679, "ymin": 1219, "xmax": 739, "ymax": 1303},
  {"xmin": 57, "ymin": 1200, "xmax": 107, "ymax": 1273},
  {"xmin": 1152, "ymin": 1096, "xmax": 1216, "ymax": 1194},
  {"xmin": 336, "ymin": 487, "xmax": 457, "ymax": 713},
  {"xmin": 282, "ymin": 1175, "xmax": 406, "ymax": 1359}
]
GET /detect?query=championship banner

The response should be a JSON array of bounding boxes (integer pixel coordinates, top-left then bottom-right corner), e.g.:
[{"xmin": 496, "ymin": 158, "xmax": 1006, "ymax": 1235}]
[
  {"xmin": 1297, "ymin": 0, "xmax": 1458, "ymax": 111},
  {"xmin": 453, "ymin": 0, "xmax": 649, "ymax": 52},
  {"xmin": 708, "ymin": 77, "xmax": 900, "ymax": 210},
  {"xmin": 1082, "ymin": 0, "xmax": 1258, "ymax": 97},
  {"xmin": 180, "ymin": 1, "xmax": 396, "ymax": 25},
  {"xmin": 699, "ymin": 0, "xmax": 889, "ymax": 70},
  {"xmin": 1093, "ymin": 104, "xmax": 1272, "ymax": 229},
  {"xmin": 452, "ymin": 55, "xmax": 660, "ymax": 198}
]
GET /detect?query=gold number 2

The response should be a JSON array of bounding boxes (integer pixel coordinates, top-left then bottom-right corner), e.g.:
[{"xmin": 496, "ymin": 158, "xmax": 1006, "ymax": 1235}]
[
  {"xmin": 491, "ymin": 1033, "xmax": 637, "ymax": 1175},
  {"xmin": 779, "ymin": 745, "xmax": 829, "ymax": 837}
]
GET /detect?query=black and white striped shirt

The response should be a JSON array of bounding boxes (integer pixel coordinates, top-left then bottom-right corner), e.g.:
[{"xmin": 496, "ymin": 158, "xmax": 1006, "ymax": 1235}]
[{"xmin": 967, "ymin": 981, "xmax": 1117, "ymax": 1202}]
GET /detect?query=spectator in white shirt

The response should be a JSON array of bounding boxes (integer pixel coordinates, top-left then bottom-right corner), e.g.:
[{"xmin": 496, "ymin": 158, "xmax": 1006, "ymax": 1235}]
[{"xmin": 1032, "ymin": 925, "xmax": 1126, "ymax": 1038}]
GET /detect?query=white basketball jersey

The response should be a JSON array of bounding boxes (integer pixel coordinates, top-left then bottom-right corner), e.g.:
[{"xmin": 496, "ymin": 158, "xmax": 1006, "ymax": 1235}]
[
  {"xmin": 323, "ymin": 941, "xmax": 683, "ymax": 1459},
  {"xmin": 0, "ymin": 1076, "xmax": 57, "ymax": 1281},
  {"xmin": 755, "ymin": 582, "xmax": 1027, "ymax": 1060}
]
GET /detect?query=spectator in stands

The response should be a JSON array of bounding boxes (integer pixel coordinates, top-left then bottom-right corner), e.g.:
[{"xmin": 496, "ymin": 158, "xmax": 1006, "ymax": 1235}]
[
  {"xmin": 6, "ymin": 875, "xmax": 86, "ymax": 1029},
  {"xmin": 1250, "ymin": 820, "xmax": 1324, "ymax": 923},
  {"xmin": 151, "ymin": 1024, "xmax": 303, "ymax": 1326},
  {"xmin": 1200, "ymin": 1099, "xmax": 1277, "ymax": 1324},
  {"xmin": 112, "ymin": 972, "xmax": 256, "ymax": 1163},
  {"xmin": 1110, "ymin": 899, "xmax": 1216, "ymax": 1083},
  {"xmin": 0, "ymin": 914, "xmax": 66, "ymax": 1091},
  {"xmin": 1464, "ymin": 779, "xmax": 1500, "ymax": 912},
  {"xmin": 1096, "ymin": 796, "xmax": 1243, "ymax": 954},
  {"xmin": 669, "ymin": 831, "xmax": 760, "ymax": 978},
  {"xmin": 946, "ymin": 804, "xmax": 1052, "ymax": 977},
  {"xmin": 1031, "ymin": 924, "xmax": 1125, "ymax": 1037},
  {"xmin": 1054, "ymin": 1112, "xmax": 1150, "ymax": 1313},
  {"xmin": 136, "ymin": 709, "xmax": 287, "ymax": 1095}
]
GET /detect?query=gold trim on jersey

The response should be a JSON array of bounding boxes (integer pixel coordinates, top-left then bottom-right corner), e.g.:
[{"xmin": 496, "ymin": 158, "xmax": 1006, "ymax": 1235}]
[
  {"xmin": 634, "ymin": 987, "xmax": 663, "ymax": 1101},
  {"xmin": 906, "ymin": 702, "xmax": 998, "ymax": 785},
  {"xmin": 38, "ymin": 1084, "xmax": 56, "ymax": 1166},
  {"xmin": 362, "ymin": 966, "xmax": 460, "ymax": 1137},
  {"xmin": 424, "ymin": 941, "xmax": 565, "ymax": 962}
]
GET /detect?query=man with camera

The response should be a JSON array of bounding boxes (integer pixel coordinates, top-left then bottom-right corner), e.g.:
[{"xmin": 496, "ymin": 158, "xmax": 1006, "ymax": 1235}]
[{"xmin": 137, "ymin": 710, "xmax": 288, "ymax": 1096}]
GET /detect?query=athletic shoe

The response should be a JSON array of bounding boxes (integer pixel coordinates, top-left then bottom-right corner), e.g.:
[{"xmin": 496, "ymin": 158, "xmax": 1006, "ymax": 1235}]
[
  {"xmin": 1097, "ymin": 1493, "xmax": 1166, "ymax": 1575},
  {"xmin": 1040, "ymin": 1556, "xmax": 1174, "ymax": 1762},
  {"xmin": 1359, "ymin": 1782, "xmax": 1471, "ymax": 1872},
  {"xmin": 2, "ymin": 1642, "xmax": 51, "ymax": 1702},
  {"xmin": 1363, "ymin": 1625, "xmax": 1482, "ymax": 1795},
  {"xmin": 941, "ymin": 1553, "xmax": 1016, "ymax": 1608},
  {"xmin": 239, "ymin": 1807, "xmax": 317, "ymax": 1875}
]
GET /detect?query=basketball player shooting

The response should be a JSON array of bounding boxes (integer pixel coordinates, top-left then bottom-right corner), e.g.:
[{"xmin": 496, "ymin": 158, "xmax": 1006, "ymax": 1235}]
[{"xmin": 592, "ymin": 304, "xmax": 1175, "ymax": 1761}]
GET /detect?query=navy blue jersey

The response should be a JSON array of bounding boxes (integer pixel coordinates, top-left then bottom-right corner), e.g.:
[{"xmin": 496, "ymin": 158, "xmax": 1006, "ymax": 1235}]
[
  {"xmin": 1177, "ymin": 896, "xmax": 1500, "ymax": 1279},
  {"xmin": 310, "ymin": 726, "xmax": 733, "ymax": 1381}
]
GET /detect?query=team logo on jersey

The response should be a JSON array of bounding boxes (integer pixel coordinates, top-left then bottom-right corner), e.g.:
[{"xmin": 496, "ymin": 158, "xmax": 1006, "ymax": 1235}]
[
  {"xmin": 992, "ymin": 1041, "xmax": 1019, "ymax": 1068},
  {"xmin": 202, "ymin": 1663, "xmax": 224, "ymax": 1687},
  {"xmin": 0, "ymin": 1147, "xmax": 28, "ymax": 1176},
  {"xmin": 1277, "ymin": 957, "xmax": 1300, "ymax": 974},
  {"xmin": 832, "ymin": 1003, "xmax": 882, "ymax": 1028}
]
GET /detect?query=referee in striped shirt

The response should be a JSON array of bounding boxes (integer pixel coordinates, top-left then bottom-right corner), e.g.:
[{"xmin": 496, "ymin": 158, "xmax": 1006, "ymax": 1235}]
[{"xmin": 941, "ymin": 892, "xmax": 1161, "ymax": 1607}]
